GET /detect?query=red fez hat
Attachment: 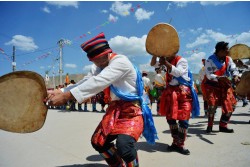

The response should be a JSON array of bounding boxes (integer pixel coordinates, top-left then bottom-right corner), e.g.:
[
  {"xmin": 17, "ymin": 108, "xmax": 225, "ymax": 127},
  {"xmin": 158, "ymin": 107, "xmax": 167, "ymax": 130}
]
[{"xmin": 81, "ymin": 32, "xmax": 112, "ymax": 61}]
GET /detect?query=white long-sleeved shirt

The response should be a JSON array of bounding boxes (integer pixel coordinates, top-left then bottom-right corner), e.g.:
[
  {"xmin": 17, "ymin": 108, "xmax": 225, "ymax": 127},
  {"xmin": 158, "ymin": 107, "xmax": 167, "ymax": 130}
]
[
  {"xmin": 62, "ymin": 54, "xmax": 137, "ymax": 103},
  {"xmin": 156, "ymin": 57, "xmax": 190, "ymax": 86},
  {"xmin": 205, "ymin": 56, "xmax": 239, "ymax": 82}
]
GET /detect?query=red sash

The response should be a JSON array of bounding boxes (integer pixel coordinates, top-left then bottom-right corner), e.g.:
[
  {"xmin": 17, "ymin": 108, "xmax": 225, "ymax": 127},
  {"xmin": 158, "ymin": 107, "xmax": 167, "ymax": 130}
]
[{"xmin": 214, "ymin": 56, "xmax": 229, "ymax": 76}]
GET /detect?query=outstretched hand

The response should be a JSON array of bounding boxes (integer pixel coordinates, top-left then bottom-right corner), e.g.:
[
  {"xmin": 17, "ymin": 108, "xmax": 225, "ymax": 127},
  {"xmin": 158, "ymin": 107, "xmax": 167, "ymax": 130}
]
[
  {"xmin": 45, "ymin": 90, "xmax": 72, "ymax": 106},
  {"xmin": 46, "ymin": 89, "xmax": 62, "ymax": 100}
]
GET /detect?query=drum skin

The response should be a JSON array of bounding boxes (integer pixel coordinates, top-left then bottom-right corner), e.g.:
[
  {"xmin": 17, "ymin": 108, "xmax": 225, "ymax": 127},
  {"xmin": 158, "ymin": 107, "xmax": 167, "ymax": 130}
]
[
  {"xmin": 235, "ymin": 71, "xmax": 250, "ymax": 96},
  {"xmin": 146, "ymin": 23, "xmax": 179, "ymax": 57},
  {"xmin": 229, "ymin": 44, "xmax": 250, "ymax": 60},
  {"xmin": 0, "ymin": 71, "xmax": 48, "ymax": 133}
]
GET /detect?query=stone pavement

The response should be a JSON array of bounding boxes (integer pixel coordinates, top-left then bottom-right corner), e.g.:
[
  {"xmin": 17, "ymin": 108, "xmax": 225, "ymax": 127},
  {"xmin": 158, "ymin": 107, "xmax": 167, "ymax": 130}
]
[{"xmin": 1, "ymin": 96, "xmax": 250, "ymax": 167}]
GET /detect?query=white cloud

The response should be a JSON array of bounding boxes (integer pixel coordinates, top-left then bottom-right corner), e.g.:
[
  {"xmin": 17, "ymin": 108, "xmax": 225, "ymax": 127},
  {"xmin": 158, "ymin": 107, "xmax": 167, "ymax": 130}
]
[
  {"xmin": 189, "ymin": 28, "xmax": 203, "ymax": 34},
  {"xmin": 166, "ymin": 3, "xmax": 173, "ymax": 12},
  {"xmin": 46, "ymin": 1, "xmax": 79, "ymax": 8},
  {"xmin": 110, "ymin": 1, "xmax": 132, "ymax": 16},
  {"xmin": 139, "ymin": 60, "xmax": 155, "ymax": 72},
  {"xmin": 65, "ymin": 64, "xmax": 77, "ymax": 68},
  {"xmin": 5, "ymin": 35, "xmax": 38, "ymax": 52},
  {"xmin": 135, "ymin": 8, "xmax": 154, "ymax": 23},
  {"xmin": 101, "ymin": 9, "xmax": 108, "ymax": 14},
  {"xmin": 42, "ymin": 6, "xmax": 50, "ymax": 13},
  {"xmin": 186, "ymin": 33, "xmax": 210, "ymax": 48},
  {"xmin": 169, "ymin": 1, "xmax": 232, "ymax": 10},
  {"xmin": 200, "ymin": 1, "xmax": 233, "ymax": 6},
  {"xmin": 186, "ymin": 52, "xmax": 206, "ymax": 73},
  {"xmin": 187, "ymin": 52, "xmax": 206, "ymax": 62},
  {"xmin": 166, "ymin": 2, "xmax": 193, "ymax": 11},
  {"xmin": 108, "ymin": 14, "xmax": 119, "ymax": 23},
  {"xmin": 83, "ymin": 64, "xmax": 92, "ymax": 72},
  {"xmin": 235, "ymin": 31, "xmax": 250, "ymax": 46},
  {"xmin": 109, "ymin": 35, "xmax": 148, "ymax": 57},
  {"xmin": 174, "ymin": 1, "xmax": 191, "ymax": 8},
  {"xmin": 186, "ymin": 29, "xmax": 250, "ymax": 49},
  {"xmin": 205, "ymin": 29, "xmax": 229, "ymax": 41}
]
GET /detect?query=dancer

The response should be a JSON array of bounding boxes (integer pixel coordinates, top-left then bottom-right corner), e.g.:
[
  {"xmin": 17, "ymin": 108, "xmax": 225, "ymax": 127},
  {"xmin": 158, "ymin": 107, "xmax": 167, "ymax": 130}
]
[
  {"xmin": 46, "ymin": 32, "xmax": 157, "ymax": 166},
  {"xmin": 204, "ymin": 41, "xmax": 240, "ymax": 133},
  {"xmin": 158, "ymin": 54, "xmax": 199, "ymax": 155}
]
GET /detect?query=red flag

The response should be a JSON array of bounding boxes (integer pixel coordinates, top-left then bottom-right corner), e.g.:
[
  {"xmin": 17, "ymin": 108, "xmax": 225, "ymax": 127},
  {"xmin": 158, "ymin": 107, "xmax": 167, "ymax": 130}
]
[{"xmin": 0, "ymin": 48, "xmax": 4, "ymax": 53}]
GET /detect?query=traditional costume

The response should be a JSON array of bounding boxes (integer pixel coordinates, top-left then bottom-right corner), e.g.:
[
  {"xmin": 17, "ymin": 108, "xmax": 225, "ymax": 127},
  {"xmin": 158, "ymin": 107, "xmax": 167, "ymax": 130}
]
[
  {"xmin": 199, "ymin": 59, "xmax": 208, "ymax": 116},
  {"xmin": 159, "ymin": 55, "xmax": 199, "ymax": 155},
  {"xmin": 63, "ymin": 33, "xmax": 158, "ymax": 167},
  {"xmin": 204, "ymin": 42, "xmax": 239, "ymax": 133}
]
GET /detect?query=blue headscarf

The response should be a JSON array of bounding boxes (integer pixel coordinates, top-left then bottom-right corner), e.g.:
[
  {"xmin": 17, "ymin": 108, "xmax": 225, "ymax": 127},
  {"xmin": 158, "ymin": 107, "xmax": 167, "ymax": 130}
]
[{"xmin": 110, "ymin": 65, "xmax": 158, "ymax": 144}]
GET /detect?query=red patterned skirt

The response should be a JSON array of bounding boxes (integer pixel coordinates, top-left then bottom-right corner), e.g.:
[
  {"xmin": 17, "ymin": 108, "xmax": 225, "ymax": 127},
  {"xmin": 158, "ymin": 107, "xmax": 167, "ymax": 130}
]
[
  {"xmin": 204, "ymin": 82, "xmax": 237, "ymax": 114},
  {"xmin": 159, "ymin": 85, "xmax": 192, "ymax": 120},
  {"xmin": 91, "ymin": 100, "xmax": 144, "ymax": 146}
]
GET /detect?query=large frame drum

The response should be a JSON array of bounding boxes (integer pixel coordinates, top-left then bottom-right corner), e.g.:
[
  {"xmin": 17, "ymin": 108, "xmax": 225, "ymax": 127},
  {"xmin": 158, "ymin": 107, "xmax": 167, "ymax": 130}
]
[
  {"xmin": 0, "ymin": 71, "xmax": 48, "ymax": 133},
  {"xmin": 229, "ymin": 44, "xmax": 250, "ymax": 60},
  {"xmin": 146, "ymin": 23, "xmax": 179, "ymax": 57}
]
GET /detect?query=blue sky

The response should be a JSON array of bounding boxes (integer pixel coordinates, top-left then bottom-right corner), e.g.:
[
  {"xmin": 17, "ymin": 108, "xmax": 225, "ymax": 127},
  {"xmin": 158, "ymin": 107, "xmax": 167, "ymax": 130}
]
[{"xmin": 1, "ymin": 1, "xmax": 250, "ymax": 78}]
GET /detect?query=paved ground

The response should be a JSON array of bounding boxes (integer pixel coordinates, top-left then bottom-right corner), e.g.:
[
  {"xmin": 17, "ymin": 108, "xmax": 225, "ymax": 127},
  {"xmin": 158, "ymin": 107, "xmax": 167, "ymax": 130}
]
[{"xmin": 1, "ymin": 96, "xmax": 250, "ymax": 167}]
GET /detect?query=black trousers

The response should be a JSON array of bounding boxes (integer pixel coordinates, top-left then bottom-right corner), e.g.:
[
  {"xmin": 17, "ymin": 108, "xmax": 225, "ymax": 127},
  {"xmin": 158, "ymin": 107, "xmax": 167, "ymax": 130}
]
[{"xmin": 91, "ymin": 134, "xmax": 137, "ymax": 162}]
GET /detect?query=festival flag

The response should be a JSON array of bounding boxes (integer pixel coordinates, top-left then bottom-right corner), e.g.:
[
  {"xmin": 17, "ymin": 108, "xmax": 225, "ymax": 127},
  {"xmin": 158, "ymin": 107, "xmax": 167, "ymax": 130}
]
[{"xmin": 0, "ymin": 48, "xmax": 4, "ymax": 53}]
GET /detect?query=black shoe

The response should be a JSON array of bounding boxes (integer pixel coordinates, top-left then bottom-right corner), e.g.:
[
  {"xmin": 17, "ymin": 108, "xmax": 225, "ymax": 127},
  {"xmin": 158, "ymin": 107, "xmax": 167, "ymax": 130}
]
[
  {"xmin": 167, "ymin": 144, "xmax": 178, "ymax": 152},
  {"xmin": 219, "ymin": 127, "xmax": 234, "ymax": 133},
  {"xmin": 242, "ymin": 103, "xmax": 248, "ymax": 107},
  {"xmin": 177, "ymin": 147, "xmax": 190, "ymax": 155},
  {"xmin": 206, "ymin": 126, "xmax": 212, "ymax": 133}
]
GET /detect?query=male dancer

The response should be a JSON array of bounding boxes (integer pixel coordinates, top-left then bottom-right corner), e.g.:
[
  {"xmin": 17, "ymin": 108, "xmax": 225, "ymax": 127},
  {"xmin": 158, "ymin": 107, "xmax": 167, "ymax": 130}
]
[
  {"xmin": 204, "ymin": 41, "xmax": 240, "ymax": 133},
  {"xmin": 46, "ymin": 32, "xmax": 157, "ymax": 166},
  {"xmin": 158, "ymin": 54, "xmax": 199, "ymax": 155}
]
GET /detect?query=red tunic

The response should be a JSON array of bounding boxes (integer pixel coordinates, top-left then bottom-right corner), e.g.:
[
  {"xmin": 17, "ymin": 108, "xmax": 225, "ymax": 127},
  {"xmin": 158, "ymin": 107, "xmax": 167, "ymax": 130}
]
[{"xmin": 91, "ymin": 100, "xmax": 144, "ymax": 146}]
